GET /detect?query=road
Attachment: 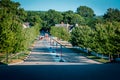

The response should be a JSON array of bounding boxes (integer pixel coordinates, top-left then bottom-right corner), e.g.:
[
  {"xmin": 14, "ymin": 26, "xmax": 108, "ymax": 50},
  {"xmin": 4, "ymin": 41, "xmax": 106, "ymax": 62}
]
[
  {"xmin": 18, "ymin": 37, "xmax": 100, "ymax": 65},
  {"xmin": 0, "ymin": 63, "xmax": 120, "ymax": 80},
  {"xmin": 23, "ymin": 38, "xmax": 54, "ymax": 64},
  {"xmin": 0, "ymin": 37, "xmax": 120, "ymax": 80}
]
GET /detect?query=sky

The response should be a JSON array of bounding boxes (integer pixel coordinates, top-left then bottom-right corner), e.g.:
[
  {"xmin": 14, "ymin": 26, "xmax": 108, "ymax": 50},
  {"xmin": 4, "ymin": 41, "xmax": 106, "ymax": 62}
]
[{"xmin": 12, "ymin": 0, "xmax": 120, "ymax": 15}]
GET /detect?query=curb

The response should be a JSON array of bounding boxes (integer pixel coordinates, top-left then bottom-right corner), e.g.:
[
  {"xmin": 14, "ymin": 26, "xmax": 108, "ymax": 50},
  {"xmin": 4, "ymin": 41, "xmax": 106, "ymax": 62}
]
[
  {"xmin": 8, "ymin": 52, "xmax": 31, "ymax": 65},
  {"xmin": 8, "ymin": 60, "xmax": 24, "ymax": 65},
  {"xmin": 23, "ymin": 52, "xmax": 31, "ymax": 61}
]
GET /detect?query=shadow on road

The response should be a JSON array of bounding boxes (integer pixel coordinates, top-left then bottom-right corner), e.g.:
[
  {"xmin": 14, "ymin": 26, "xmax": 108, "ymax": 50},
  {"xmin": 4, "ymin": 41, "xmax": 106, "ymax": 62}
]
[
  {"xmin": 0, "ymin": 63, "xmax": 120, "ymax": 80},
  {"xmin": 0, "ymin": 62, "xmax": 7, "ymax": 66},
  {"xmin": 32, "ymin": 47, "xmax": 50, "ymax": 53}
]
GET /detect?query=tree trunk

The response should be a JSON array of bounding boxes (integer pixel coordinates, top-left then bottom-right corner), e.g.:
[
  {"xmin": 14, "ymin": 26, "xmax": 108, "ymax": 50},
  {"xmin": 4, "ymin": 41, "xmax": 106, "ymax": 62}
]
[
  {"xmin": 102, "ymin": 54, "xmax": 103, "ymax": 59},
  {"xmin": 109, "ymin": 54, "xmax": 111, "ymax": 62},
  {"xmin": 10, "ymin": 53, "xmax": 12, "ymax": 62},
  {"xmin": 118, "ymin": 54, "xmax": 119, "ymax": 58},
  {"xmin": 6, "ymin": 53, "xmax": 8, "ymax": 63}
]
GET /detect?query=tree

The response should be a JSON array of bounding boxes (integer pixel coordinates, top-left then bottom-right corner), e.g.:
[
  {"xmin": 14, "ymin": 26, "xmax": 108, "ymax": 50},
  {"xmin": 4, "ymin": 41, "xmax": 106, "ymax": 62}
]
[
  {"xmin": 0, "ymin": 0, "xmax": 42, "ymax": 63},
  {"xmin": 17, "ymin": 8, "xmax": 27, "ymax": 22},
  {"xmin": 0, "ymin": 13, "xmax": 15, "ymax": 54},
  {"xmin": 50, "ymin": 26, "xmax": 70, "ymax": 41},
  {"xmin": 87, "ymin": 16, "xmax": 104, "ymax": 28},
  {"xmin": 77, "ymin": 6, "xmax": 95, "ymax": 17},
  {"xmin": 70, "ymin": 22, "xmax": 120, "ymax": 61},
  {"xmin": 92, "ymin": 22, "xmax": 120, "ymax": 61},
  {"xmin": 103, "ymin": 8, "xmax": 120, "ymax": 22},
  {"xmin": 70, "ymin": 26, "xmax": 92, "ymax": 48},
  {"xmin": 26, "ymin": 11, "xmax": 42, "ymax": 26},
  {"xmin": 0, "ymin": 0, "xmax": 23, "ymax": 62},
  {"xmin": 62, "ymin": 10, "xmax": 74, "ymax": 24},
  {"xmin": 71, "ymin": 14, "xmax": 85, "ymax": 26},
  {"xmin": 46, "ymin": 9, "xmax": 63, "ymax": 26}
]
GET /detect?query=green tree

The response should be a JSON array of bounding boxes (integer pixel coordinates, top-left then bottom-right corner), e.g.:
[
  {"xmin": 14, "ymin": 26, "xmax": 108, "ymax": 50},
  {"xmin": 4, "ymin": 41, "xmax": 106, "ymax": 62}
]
[
  {"xmin": 87, "ymin": 16, "xmax": 104, "ymax": 28},
  {"xmin": 92, "ymin": 22, "xmax": 120, "ymax": 60},
  {"xmin": 77, "ymin": 6, "xmax": 95, "ymax": 17},
  {"xmin": 26, "ymin": 11, "xmax": 42, "ymax": 26},
  {"xmin": 70, "ymin": 26, "xmax": 92, "ymax": 48},
  {"xmin": 50, "ymin": 26, "xmax": 70, "ymax": 41},
  {"xmin": 0, "ymin": 13, "xmax": 15, "ymax": 54},
  {"xmin": 70, "ymin": 22, "xmax": 120, "ymax": 61},
  {"xmin": 46, "ymin": 9, "xmax": 63, "ymax": 26},
  {"xmin": 62, "ymin": 10, "xmax": 74, "ymax": 24},
  {"xmin": 0, "ymin": 0, "xmax": 42, "ymax": 63},
  {"xmin": 103, "ymin": 8, "xmax": 120, "ymax": 22},
  {"xmin": 0, "ymin": 0, "xmax": 23, "ymax": 62},
  {"xmin": 71, "ymin": 14, "xmax": 85, "ymax": 26}
]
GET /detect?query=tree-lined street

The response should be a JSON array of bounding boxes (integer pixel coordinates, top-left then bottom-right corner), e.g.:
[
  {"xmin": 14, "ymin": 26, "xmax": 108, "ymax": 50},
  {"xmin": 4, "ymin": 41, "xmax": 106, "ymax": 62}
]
[
  {"xmin": 0, "ymin": 0, "xmax": 120, "ymax": 80},
  {"xmin": 0, "ymin": 37, "xmax": 120, "ymax": 80},
  {"xmin": 15, "ymin": 37, "xmax": 100, "ymax": 65}
]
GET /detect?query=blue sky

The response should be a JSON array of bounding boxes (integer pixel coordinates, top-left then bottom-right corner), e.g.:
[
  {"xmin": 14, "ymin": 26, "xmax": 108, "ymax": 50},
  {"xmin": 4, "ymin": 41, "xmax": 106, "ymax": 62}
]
[{"xmin": 13, "ymin": 0, "xmax": 120, "ymax": 15}]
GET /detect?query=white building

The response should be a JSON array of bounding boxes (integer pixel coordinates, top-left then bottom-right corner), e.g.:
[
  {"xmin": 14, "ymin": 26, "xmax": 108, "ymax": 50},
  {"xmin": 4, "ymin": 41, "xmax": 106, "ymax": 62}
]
[{"xmin": 23, "ymin": 22, "xmax": 30, "ymax": 28}]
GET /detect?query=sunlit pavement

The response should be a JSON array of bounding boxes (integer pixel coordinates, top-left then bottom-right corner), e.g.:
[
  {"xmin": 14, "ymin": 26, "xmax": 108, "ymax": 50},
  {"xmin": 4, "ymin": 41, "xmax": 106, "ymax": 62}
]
[{"xmin": 17, "ymin": 38, "xmax": 101, "ymax": 65}]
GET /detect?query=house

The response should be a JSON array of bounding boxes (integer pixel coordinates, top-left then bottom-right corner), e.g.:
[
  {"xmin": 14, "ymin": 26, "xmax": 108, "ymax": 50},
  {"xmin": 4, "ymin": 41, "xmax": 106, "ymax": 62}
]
[
  {"xmin": 23, "ymin": 22, "xmax": 30, "ymax": 28},
  {"xmin": 55, "ymin": 22, "xmax": 69, "ymax": 27},
  {"xmin": 55, "ymin": 22, "xmax": 74, "ymax": 32}
]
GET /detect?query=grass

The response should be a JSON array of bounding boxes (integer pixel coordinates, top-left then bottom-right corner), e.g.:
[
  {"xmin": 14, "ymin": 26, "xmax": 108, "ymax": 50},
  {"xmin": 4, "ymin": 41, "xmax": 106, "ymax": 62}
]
[
  {"xmin": 0, "ymin": 54, "xmax": 5, "ymax": 61},
  {"xmin": 12, "ymin": 52, "xmax": 28, "ymax": 60},
  {"xmin": 10, "ymin": 59, "xmax": 23, "ymax": 64},
  {"xmin": 0, "ymin": 40, "xmax": 36, "ymax": 64},
  {"xmin": 86, "ymin": 56, "xmax": 100, "ymax": 59},
  {"xmin": 95, "ymin": 59, "xmax": 110, "ymax": 63},
  {"xmin": 6, "ymin": 52, "xmax": 29, "ymax": 64},
  {"xmin": 0, "ymin": 53, "xmax": 7, "ymax": 64},
  {"xmin": 0, "ymin": 51, "xmax": 30, "ymax": 64},
  {"xmin": 8, "ymin": 40, "xmax": 36, "ymax": 64},
  {"xmin": 87, "ymin": 55, "xmax": 109, "ymax": 63}
]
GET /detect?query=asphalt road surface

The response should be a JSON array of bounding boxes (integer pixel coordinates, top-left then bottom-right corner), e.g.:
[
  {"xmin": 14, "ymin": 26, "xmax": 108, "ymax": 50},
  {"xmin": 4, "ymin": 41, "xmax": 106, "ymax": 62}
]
[
  {"xmin": 0, "ymin": 63, "xmax": 120, "ymax": 80},
  {"xmin": 19, "ymin": 38, "xmax": 100, "ymax": 65},
  {"xmin": 0, "ymin": 38, "xmax": 120, "ymax": 80}
]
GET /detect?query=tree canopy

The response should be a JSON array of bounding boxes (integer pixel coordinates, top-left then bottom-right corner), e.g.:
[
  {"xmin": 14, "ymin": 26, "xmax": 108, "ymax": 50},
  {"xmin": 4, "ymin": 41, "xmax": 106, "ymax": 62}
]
[
  {"xmin": 77, "ymin": 6, "xmax": 95, "ymax": 17},
  {"xmin": 70, "ymin": 22, "xmax": 120, "ymax": 59},
  {"xmin": 103, "ymin": 8, "xmax": 120, "ymax": 22},
  {"xmin": 50, "ymin": 26, "xmax": 70, "ymax": 41},
  {"xmin": 0, "ymin": 0, "xmax": 41, "ymax": 63}
]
